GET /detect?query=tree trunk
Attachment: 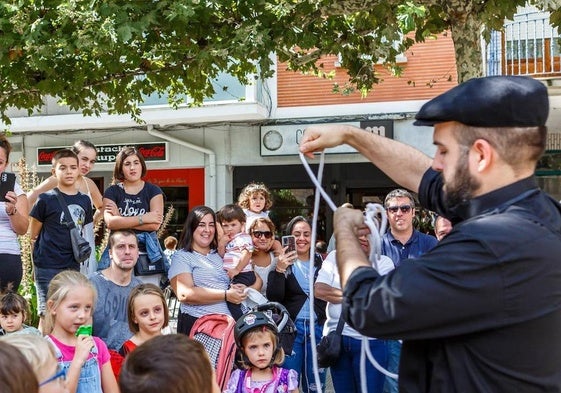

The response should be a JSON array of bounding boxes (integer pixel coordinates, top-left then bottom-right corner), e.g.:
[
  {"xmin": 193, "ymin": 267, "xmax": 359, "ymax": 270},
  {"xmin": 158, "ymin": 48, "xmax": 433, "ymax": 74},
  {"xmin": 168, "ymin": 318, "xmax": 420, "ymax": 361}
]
[
  {"xmin": 451, "ymin": 15, "xmax": 484, "ymax": 82},
  {"xmin": 447, "ymin": 7, "xmax": 485, "ymax": 82}
]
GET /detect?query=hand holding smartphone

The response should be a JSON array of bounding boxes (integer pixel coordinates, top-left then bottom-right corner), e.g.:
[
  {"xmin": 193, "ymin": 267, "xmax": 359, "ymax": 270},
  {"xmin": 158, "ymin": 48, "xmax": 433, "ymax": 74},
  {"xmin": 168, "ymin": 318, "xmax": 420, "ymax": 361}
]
[
  {"xmin": 282, "ymin": 235, "xmax": 296, "ymax": 254},
  {"xmin": 0, "ymin": 172, "xmax": 16, "ymax": 202}
]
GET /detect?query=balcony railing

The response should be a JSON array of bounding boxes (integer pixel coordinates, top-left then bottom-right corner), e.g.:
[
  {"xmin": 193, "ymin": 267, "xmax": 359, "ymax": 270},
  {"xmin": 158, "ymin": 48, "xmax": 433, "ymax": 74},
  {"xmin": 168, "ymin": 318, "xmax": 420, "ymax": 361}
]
[{"xmin": 486, "ymin": 9, "xmax": 561, "ymax": 78}]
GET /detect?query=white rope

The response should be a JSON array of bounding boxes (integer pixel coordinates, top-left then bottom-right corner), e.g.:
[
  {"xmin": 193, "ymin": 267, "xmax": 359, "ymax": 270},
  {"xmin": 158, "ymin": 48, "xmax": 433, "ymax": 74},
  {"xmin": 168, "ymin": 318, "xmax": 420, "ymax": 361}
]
[
  {"xmin": 362, "ymin": 336, "xmax": 399, "ymax": 379},
  {"xmin": 298, "ymin": 152, "xmax": 338, "ymax": 213},
  {"xmin": 298, "ymin": 152, "xmax": 398, "ymax": 393},
  {"xmin": 363, "ymin": 202, "xmax": 387, "ymax": 273},
  {"xmin": 308, "ymin": 152, "xmax": 325, "ymax": 392}
]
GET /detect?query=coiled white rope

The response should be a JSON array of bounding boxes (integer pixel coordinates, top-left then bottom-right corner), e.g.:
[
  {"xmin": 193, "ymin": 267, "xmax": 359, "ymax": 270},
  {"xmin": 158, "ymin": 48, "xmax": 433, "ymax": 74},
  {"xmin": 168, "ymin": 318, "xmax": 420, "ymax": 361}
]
[{"xmin": 298, "ymin": 152, "xmax": 398, "ymax": 393}]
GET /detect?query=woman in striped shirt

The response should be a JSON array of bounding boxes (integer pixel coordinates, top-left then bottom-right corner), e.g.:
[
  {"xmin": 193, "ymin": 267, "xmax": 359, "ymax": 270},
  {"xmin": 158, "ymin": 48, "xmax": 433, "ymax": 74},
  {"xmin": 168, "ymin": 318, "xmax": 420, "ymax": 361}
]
[{"xmin": 168, "ymin": 205, "xmax": 247, "ymax": 335}]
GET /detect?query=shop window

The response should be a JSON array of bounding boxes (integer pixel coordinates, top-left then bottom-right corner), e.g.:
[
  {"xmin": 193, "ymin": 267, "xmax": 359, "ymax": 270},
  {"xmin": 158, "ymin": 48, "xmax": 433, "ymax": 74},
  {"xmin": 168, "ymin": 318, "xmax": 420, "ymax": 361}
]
[
  {"xmin": 159, "ymin": 187, "xmax": 189, "ymax": 240},
  {"xmin": 268, "ymin": 188, "xmax": 327, "ymax": 241}
]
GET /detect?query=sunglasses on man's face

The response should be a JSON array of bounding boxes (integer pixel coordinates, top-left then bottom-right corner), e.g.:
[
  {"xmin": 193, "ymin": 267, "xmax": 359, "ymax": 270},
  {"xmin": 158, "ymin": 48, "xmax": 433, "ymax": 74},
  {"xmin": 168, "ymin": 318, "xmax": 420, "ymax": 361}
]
[
  {"xmin": 386, "ymin": 204, "xmax": 413, "ymax": 214},
  {"xmin": 252, "ymin": 230, "xmax": 273, "ymax": 239}
]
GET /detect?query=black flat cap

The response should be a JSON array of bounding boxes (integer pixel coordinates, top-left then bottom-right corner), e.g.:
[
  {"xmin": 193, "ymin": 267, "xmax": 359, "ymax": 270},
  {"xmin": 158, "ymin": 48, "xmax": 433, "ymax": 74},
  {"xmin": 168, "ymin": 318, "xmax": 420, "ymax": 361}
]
[{"xmin": 414, "ymin": 76, "xmax": 549, "ymax": 127}]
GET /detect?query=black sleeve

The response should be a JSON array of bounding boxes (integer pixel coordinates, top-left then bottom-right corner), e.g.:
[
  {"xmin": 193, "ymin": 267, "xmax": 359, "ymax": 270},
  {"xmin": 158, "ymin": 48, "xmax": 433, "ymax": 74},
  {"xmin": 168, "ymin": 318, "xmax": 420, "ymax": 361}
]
[
  {"xmin": 266, "ymin": 269, "xmax": 287, "ymax": 302},
  {"xmin": 341, "ymin": 234, "xmax": 504, "ymax": 340}
]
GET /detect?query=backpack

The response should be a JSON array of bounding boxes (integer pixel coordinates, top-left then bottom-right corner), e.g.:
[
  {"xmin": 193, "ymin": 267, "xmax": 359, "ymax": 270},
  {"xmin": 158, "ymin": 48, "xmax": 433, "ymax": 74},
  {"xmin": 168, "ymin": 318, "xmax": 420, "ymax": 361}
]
[{"xmin": 190, "ymin": 313, "xmax": 237, "ymax": 391}]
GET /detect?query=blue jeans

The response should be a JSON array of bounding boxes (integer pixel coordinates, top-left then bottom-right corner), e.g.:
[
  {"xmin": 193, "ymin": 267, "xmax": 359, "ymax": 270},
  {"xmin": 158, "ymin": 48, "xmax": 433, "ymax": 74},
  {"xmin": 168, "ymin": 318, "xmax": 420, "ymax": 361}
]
[
  {"xmin": 383, "ymin": 340, "xmax": 401, "ymax": 393},
  {"xmin": 330, "ymin": 337, "xmax": 388, "ymax": 393},
  {"xmin": 283, "ymin": 318, "xmax": 326, "ymax": 392},
  {"xmin": 34, "ymin": 266, "xmax": 79, "ymax": 316}
]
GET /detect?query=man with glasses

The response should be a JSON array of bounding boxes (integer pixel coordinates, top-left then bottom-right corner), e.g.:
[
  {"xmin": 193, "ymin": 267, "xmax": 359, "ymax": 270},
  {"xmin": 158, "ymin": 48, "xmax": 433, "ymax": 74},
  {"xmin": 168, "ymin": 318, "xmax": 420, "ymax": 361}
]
[
  {"xmin": 382, "ymin": 189, "xmax": 437, "ymax": 268},
  {"xmin": 382, "ymin": 189, "xmax": 437, "ymax": 393},
  {"xmin": 299, "ymin": 76, "xmax": 561, "ymax": 392}
]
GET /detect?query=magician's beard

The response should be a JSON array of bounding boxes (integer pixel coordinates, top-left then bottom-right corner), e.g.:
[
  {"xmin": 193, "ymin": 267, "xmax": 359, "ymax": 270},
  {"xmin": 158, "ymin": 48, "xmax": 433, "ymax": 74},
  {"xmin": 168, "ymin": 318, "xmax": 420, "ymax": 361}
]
[{"xmin": 444, "ymin": 149, "xmax": 481, "ymax": 208}]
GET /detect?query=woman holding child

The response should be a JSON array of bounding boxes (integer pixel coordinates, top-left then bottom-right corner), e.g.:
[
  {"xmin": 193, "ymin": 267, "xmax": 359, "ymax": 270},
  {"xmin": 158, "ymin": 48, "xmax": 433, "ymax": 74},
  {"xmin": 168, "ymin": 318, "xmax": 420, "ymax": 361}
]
[{"xmin": 169, "ymin": 205, "xmax": 247, "ymax": 335}]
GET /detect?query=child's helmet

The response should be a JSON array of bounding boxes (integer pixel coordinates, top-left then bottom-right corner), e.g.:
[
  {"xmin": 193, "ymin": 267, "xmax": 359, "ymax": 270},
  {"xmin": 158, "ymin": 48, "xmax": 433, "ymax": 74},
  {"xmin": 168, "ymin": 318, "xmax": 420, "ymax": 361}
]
[
  {"xmin": 234, "ymin": 311, "xmax": 278, "ymax": 349},
  {"xmin": 253, "ymin": 302, "xmax": 295, "ymax": 355}
]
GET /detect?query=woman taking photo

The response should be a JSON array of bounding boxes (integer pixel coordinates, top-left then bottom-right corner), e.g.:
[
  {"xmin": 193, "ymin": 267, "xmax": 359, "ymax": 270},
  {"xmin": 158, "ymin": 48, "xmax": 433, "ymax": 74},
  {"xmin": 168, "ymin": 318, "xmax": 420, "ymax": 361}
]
[
  {"xmin": 267, "ymin": 215, "xmax": 327, "ymax": 392},
  {"xmin": 169, "ymin": 205, "xmax": 247, "ymax": 335},
  {"xmin": 27, "ymin": 140, "xmax": 102, "ymax": 276},
  {"xmin": 0, "ymin": 135, "xmax": 29, "ymax": 292},
  {"xmin": 102, "ymin": 146, "xmax": 166, "ymax": 286}
]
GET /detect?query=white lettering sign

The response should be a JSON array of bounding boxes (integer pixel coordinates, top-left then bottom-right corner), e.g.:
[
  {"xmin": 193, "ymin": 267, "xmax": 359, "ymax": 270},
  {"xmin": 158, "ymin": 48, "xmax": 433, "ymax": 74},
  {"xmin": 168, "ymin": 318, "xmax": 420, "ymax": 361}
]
[{"xmin": 260, "ymin": 121, "xmax": 392, "ymax": 156}]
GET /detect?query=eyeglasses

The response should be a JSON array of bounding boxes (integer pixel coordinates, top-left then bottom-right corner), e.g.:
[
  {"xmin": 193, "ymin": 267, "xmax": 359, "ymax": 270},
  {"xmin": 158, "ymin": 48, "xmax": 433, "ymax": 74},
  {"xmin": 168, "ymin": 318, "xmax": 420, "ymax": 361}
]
[
  {"xmin": 386, "ymin": 205, "xmax": 413, "ymax": 214},
  {"xmin": 39, "ymin": 365, "xmax": 66, "ymax": 387},
  {"xmin": 252, "ymin": 231, "xmax": 273, "ymax": 239}
]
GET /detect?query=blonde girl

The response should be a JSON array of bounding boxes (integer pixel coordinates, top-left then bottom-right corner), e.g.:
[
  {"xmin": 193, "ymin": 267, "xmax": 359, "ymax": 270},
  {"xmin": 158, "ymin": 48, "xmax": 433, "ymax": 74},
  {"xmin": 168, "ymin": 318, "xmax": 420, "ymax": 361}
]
[
  {"xmin": 45, "ymin": 271, "xmax": 118, "ymax": 393},
  {"xmin": 119, "ymin": 283, "xmax": 169, "ymax": 356},
  {"xmin": 238, "ymin": 183, "xmax": 282, "ymax": 255},
  {"xmin": 224, "ymin": 311, "xmax": 299, "ymax": 393},
  {"xmin": 238, "ymin": 183, "xmax": 273, "ymax": 219}
]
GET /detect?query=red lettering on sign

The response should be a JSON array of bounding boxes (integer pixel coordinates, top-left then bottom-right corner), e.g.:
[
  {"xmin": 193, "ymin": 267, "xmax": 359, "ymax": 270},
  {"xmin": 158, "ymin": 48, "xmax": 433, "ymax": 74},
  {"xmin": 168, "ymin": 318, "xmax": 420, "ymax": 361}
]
[
  {"xmin": 37, "ymin": 151, "xmax": 58, "ymax": 165},
  {"xmin": 138, "ymin": 146, "xmax": 165, "ymax": 159}
]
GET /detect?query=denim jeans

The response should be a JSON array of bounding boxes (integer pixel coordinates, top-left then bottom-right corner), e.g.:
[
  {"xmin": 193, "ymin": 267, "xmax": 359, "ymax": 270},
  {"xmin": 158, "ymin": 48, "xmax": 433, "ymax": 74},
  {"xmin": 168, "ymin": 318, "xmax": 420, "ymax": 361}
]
[
  {"xmin": 34, "ymin": 266, "xmax": 79, "ymax": 315},
  {"xmin": 383, "ymin": 340, "xmax": 401, "ymax": 393},
  {"xmin": 330, "ymin": 336, "xmax": 388, "ymax": 393},
  {"xmin": 283, "ymin": 318, "xmax": 326, "ymax": 392}
]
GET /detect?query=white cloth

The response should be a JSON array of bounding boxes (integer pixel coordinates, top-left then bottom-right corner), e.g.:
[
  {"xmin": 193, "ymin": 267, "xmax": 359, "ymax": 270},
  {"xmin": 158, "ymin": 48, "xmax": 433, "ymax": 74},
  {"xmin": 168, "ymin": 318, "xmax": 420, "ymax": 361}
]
[
  {"xmin": 316, "ymin": 250, "xmax": 394, "ymax": 338},
  {"xmin": 243, "ymin": 209, "xmax": 269, "ymax": 232},
  {"xmin": 243, "ymin": 287, "xmax": 268, "ymax": 310},
  {"xmin": 252, "ymin": 251, "xmax": 277, "ymax": 296}
]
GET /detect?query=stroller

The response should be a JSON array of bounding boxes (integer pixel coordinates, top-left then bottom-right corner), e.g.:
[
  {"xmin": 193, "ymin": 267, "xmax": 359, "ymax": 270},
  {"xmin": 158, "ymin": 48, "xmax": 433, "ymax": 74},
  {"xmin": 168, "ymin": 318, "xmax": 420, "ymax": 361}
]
[{"xmin": 189, "ymin": 301, "xmax": 296, "ymax": 391}]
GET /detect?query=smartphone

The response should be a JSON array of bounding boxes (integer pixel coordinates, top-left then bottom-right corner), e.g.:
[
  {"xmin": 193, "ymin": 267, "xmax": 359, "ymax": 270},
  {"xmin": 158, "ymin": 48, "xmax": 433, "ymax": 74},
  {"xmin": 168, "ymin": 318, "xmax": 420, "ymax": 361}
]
[
  {"xmin": 282, "ymin": 235, "xmax": 296, "ymax": 254},
  {"xmin": 0, "ymin": 172, "xmax": 15, "ymax": 202}
]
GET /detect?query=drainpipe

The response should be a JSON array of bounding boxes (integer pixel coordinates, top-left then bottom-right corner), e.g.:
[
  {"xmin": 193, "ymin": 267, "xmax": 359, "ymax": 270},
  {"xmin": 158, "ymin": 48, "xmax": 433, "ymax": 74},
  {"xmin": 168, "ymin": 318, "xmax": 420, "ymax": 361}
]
[{"xmin": 146, "ymin": 125, "xmax": 217, "ymax": 210}]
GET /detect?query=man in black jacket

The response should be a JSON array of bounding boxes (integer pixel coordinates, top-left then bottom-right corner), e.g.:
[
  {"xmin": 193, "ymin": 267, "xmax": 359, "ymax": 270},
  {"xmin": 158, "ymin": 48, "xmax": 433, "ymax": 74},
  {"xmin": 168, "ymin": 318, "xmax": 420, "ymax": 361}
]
[{"xmin": 299, "ymin": 76, "xmax": 561, "ymax": 393}]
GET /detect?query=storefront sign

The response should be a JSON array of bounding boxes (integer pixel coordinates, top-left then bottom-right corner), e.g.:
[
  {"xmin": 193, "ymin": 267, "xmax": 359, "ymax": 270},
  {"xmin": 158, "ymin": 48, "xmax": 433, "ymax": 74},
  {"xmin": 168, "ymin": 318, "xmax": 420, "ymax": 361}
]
[
  {"xmin": 37, "ymin": 142, "xmax": 168, "ymax": 166},
  {"xmin": 260, "ymin": 120, "xmax": 393, "ymax": 156}
]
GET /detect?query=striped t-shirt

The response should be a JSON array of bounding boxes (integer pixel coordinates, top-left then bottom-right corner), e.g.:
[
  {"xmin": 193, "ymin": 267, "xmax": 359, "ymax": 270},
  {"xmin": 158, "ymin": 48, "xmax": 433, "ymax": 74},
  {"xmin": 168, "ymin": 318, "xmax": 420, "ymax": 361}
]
[{"xmin": 168, "ymin": 249, "xmax": 231, "ymax": 317}]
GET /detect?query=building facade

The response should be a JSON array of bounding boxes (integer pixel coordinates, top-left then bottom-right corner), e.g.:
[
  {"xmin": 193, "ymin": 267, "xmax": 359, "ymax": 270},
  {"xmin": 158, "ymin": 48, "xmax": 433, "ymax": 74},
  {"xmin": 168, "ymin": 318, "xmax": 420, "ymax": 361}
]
[{"xmin": 7, "ymin": 7, "xmax": 561, "ymax": 240}]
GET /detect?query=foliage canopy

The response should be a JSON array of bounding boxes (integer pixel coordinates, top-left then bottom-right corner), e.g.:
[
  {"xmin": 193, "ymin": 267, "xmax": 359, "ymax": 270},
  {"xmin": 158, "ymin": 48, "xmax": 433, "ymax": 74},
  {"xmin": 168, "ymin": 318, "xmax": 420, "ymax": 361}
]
[{"xmin": 1, "ymin": 0, "xmax": 560, "ymax": 123}]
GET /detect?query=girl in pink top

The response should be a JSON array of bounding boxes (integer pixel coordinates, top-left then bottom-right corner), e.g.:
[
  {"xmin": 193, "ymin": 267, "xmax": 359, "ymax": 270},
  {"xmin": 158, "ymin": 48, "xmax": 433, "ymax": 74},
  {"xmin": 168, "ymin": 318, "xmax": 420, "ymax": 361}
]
[{"xmin": 45, "ymin": 270, "xmax": 118, "ymax": 393}]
